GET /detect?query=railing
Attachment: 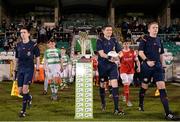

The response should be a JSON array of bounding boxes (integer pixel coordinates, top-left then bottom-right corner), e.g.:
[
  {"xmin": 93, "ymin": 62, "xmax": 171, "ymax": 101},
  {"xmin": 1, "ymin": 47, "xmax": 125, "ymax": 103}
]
[
  {"xmin": 131, "ymin": 32, "xmax": 178, "ymax": 42},
  {"xmin": 158, "ymin": 34, "xmax": 178, "ymax": 41}
]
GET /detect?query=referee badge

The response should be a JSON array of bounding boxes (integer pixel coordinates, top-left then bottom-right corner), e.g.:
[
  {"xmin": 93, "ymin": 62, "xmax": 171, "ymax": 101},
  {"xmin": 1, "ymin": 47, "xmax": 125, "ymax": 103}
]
[{"xmin": 27, "ymin": 51, "xmax": 31, "ymax": 56}]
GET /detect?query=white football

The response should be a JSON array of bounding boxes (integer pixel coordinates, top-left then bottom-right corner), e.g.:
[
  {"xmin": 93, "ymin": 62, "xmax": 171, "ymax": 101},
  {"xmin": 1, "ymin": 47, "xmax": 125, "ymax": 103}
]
[{"xmin": 107, "ymin": 51, "xmax": 119, "ymax": 58}]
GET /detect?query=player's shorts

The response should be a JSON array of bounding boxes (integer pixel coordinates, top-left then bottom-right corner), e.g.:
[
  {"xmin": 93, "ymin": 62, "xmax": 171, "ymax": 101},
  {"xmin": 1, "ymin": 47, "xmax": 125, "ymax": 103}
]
[
  {"xmin": 140, "ymin": 61, "xmax": 164, "ymax": 84},
  {"xmin": 18, "ymin": 68, "xmax": 34, "ymax": 87},
  {"xmin": 47, "ymin": 64, "xmax": 61, "ymax": 79},
  {"xmin": 93, "ymin": 70, "xmax": 99, "ymax": 77},
  {"xmin": 98, "ymin": 62, "xmax": 118, "ymax": 82},
  {"xmin": 72, "ymin": 68, "xmax": 75, "ymax": 76},
  {"xmin": 120, "ymin": 73, "xmax": 134, "ymax": 85}
]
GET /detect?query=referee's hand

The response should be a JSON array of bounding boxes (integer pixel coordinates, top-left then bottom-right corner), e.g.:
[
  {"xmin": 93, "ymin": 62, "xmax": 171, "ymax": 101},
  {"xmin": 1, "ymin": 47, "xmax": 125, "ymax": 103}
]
[
  {"xmin": 136, "ymin": 67, "xmax": 141, "ymax": 73},
  {"xmin": 146, "ymin": 61, "xmax": 155, "ymax": 67},
  {"xmin": 108, "ymin": 56, "xmax": 114, "ymax": 62}
]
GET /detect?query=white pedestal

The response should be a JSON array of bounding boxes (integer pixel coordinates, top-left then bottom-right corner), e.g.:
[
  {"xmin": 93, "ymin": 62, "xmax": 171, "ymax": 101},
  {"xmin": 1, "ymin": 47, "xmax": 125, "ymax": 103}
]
[{"xmin": 75, "ymin": 61, "xmax": 93, "ymax": 119}]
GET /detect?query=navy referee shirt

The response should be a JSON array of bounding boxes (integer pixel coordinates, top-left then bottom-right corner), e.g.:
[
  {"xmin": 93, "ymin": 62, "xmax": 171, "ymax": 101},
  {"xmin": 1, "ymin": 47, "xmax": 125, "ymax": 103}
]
[
  {"xmin": 15, "ymin": 40, "xmax": 40, "ymax": 70},
  {"xmin": 96, "ymin": 37, "xmax": 122, "ymax": 64},
  {"xmin": 138, "ymin": 35, "xmax": 164, "ymax": 62}
]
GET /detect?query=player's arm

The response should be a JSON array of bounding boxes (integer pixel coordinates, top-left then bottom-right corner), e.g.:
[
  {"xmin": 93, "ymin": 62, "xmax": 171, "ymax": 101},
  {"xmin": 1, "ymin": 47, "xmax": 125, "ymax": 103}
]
[
  {"xmin": 14, "ymin": 58, "xmax": 18, "ymax": 71},
  {"xmin": 160, "ymin": 41, "xmax": 165, "ymax": 66},
  {"xmin": 98, "ymin": 50, "xmax": 109, "ymax": 59},
  {"xmin": 160, "ymin": 54, "xmax": 166, "ymax": 68},
  {"xmin": 138, "ymin": 37, "xmax": 148, "ymax": 61},
  {"xmin": 139, "ymin": 50, "xmax": 147, "ymax": 61},
  {"xmin": 14, "ymin": 44, "xmax": 18, "ymax": 71},
  {"xmin": 96, "ymin": 39, "xmax": 110, "ymax": 59},
  {"xmin": 43, "ymin": 53, "xmax": 48, "ymax": 72},
  {"xmin": 59, "ymin": 50, "xmax": 63, "ymax": 72},
  {"xmin": 139, "ymin": 50, "xmax": 155, "ymax": 67},
  {"xmin": 134, "ymin": 51, "xmax": 140, "ymax": 72},
  {"xmin": 34, "ymin": 43, "xmax": 40, "ymax": 71},
  {"xmin": 36, "ymin": 57, "xmax": 40, "ymax": 71},
  {"xmin": 60, "ymin": 59, "xmax": 63, "ymax": 72},
  {"xmin": 119, "ymin": 51, "xmax": 123, "ymax": 58},
  {"xmin": 60, "ymin": 56, "xmax": 63, "ymax": 67},
  {"xmin": 138, "ymin": 39, "xmax": 155, "ymax": 67},
  {"xmin": 13, "ymin": 58, "xmax": 18, "ymax": 80}
]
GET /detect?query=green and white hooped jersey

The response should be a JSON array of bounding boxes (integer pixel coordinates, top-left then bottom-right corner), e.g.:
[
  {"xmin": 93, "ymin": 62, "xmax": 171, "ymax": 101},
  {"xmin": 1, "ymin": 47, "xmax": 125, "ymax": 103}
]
[
  {"xmin": 44, "ymin": 48, "xmax": 61, "ymax": 65},
  {"xmin": 61, "ymin": 54, "xmax": 70, "ymax": 66}
]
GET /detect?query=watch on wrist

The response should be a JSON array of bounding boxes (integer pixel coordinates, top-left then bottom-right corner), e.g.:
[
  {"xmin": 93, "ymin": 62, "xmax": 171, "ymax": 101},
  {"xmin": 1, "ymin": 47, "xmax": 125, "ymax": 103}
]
[
  {"xmin": 144, "ymin": 58, "xmax": 148, "ymax": 62},
  {"xmin": 107, "ymin": 56, "xmax": 112, "ymax": 60}
]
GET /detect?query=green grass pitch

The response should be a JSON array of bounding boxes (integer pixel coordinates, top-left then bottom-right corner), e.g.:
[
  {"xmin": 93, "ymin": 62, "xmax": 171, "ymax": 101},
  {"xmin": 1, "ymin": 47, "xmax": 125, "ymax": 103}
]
[{"xmin": 0, "ymin": 81, "xmax": 179, "ymax": 121}]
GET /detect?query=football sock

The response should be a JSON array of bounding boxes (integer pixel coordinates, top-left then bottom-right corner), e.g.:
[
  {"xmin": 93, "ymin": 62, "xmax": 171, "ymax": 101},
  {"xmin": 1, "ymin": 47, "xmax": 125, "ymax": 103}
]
[
  {"xmin": 99, "ymin": 87, "xmax": 105, "ymax": 105},
  {"xmin": 50, "ymin": 82, "xmax": 55, "ymax": 94},
  {"xmin": 159, "ymin": 89, "xmax": 170, "ymax": 115},
  {"xmin": 139, "ymin": 87, "xmax": 147, "ymax": 106},
  {"xmin": 112, "ymin": 87, "xmax": 119, "ymax": 111},
  {"xmin": 54, "ymin": 83, "xmax": 59, "ymax": 94},
  {"xmin": 124, "ymin": 85, "xmax": 130, "ymax": 102},
  {"xmin": 27, "ymin": 93, "xmax": 32, "ymax": 103},
  {"xmin": 22, "ymin": 94, "xmax": 28, "ymax": 112},
  {"xmin": 44, "ymin": 77, "xmax": 48, "ymax": 91}
]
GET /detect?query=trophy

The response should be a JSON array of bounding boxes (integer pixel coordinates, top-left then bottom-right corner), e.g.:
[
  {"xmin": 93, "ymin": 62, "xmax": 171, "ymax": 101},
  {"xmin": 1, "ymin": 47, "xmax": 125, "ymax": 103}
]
[{"xmin": 79, "ymin": 32, "xmax": 93, "ymax": 57}]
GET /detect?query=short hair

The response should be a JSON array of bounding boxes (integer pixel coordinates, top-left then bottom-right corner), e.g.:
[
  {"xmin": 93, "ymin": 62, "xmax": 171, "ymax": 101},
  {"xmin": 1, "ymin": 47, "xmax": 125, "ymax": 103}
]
[
  {"xmin": 147, "ymin": 21, "xmax": 159, "ymax": 29},
  {"xmin": 124, "ymin": 39, "xmax": 132, "ymax": 43},
  {"xmin": 20, "ymin": 26, "xmax": 31, "ymax": 32},
  {"xmin": 102, "ymin": 24, "xmax": 113, "ymax": 30},
  {"xmin": 47, "ymin": 38, "xmax": 56, "ymax": 43}
]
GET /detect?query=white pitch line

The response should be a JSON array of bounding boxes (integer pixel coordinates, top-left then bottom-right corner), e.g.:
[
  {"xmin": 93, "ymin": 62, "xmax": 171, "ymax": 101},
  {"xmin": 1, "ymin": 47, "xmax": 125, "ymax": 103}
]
[{"xmin": 171, "ymin": 83, "xmax": 180, "ymax": 86}]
